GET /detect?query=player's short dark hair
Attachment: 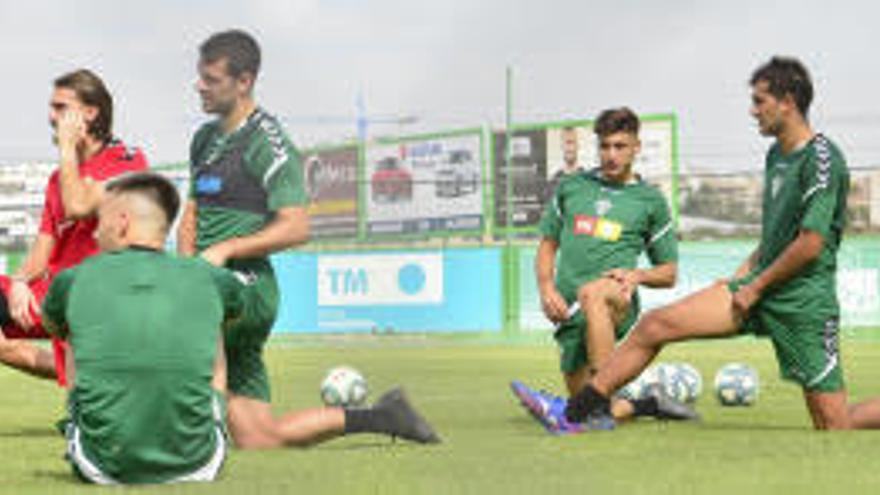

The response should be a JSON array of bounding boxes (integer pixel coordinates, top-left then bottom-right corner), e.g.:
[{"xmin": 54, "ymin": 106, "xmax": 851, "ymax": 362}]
[
  {"xmin": 750, "ymin": 56, "xmax": 813, "ymax": 117},
  {"xmin": 200, "ymin": 29, "xmax": 261, "ymax": 80},
  {"xmin": 54, "ymin": 69, "xmax": 113, "ymax": 143},
  {"xmin": 106, "ymin": 172, "xmax": 180, "ymax": 230},
  {"xmin": 594, "ymin": 107, "xmax": 640, "ymax": 138}
]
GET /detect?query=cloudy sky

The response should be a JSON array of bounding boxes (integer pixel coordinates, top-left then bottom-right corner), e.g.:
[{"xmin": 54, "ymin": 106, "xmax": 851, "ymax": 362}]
[{"xmin": 2, "ymin": 0, "xmax": 879, "ymax": 171}]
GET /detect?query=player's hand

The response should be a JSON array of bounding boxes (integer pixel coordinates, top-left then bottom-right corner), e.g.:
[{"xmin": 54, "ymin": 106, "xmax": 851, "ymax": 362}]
[
  {"xmin": 200, "ymin": 241, "xmax": 234, "ymax": 267},
  {"xmin": 56, "ymin": 110, "xmax": 87, "ymax": 155},
  {"xmin": 540, "ymin": 285, "xmax": 569, "ymax": 324},
  {"xmin": 604, "ymin": 268, "xmax": 640, "ymax": 299},
  {"xmin": 9, "ymin": 280, "xmax": 39, "ymax": 330},
  {"xmin": 732, "ymin": 283, "xmax": 761, "ymax": 316}
]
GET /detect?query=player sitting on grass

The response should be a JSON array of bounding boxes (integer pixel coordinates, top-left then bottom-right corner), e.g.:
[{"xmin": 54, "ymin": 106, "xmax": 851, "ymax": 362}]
[
  {"xmin": 0, "ymin": 69, "xmax": 146, "ymax": 386},
  {"xmin": 511, "ymin": 108, "xmax": 697, "ymax": 434},
  {"xmin": 44, "ymin": 173, "xmax": 439, "ymax": 485},
  {"xmin": 566, "ymin": 56, "xmax": 880, "ymax": 431}
]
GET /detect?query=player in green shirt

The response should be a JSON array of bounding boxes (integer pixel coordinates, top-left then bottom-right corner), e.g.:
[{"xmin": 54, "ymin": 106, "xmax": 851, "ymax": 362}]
[
  {"xmin": 179, "ymin": 30, "xmax": 439, "ymax": 448},
  {"xmin": 512, "ymin": 108, "xmax": 697, "ymax": 434},
  {"xmin": 43, "ymin": 173, "xmax": 234, "ymax": 484},
  {"xmin": 567, "ymin": 57, "xmax": 880, "ymax": 430}
]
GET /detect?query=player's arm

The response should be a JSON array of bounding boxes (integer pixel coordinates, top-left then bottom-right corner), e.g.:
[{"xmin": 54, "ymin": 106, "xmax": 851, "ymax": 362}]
[
  {"xmin": 536, "ymin": 237, "xmax": 568, "ymax": 323},
  {"xmin": 732, "ymin": 247, "xmax": 761, "ymax": 280},
  {"xmin": 8, "ymin": 233, "xmax": 55, "ymax": 329},
  {"xmin": 734, "ymin": 143, "xmax": 843, "ymax": 313},
  {"xmin": 211, "ymin": 334, "xmax": 227, "ymax": 394},
  {"xmin": 607, "ymin": 193, "xmax": 678, "ymax": 292},
  {"xmin": 177, "ymin": 200, "xmax": 198, "ymax": 256},
  {"xmin": 732, "ymin": 230, "xmax": 823, "ymax": 314},
  {"xmin": 628, "ymin": 262, "xmax": 677, "ymax": 289},
  {"xmin": 201, "ymin": 206, "xmax": 309, "ymax": 266},
  {"xmin": 56, "ymin": 110, "xmax": 104, "ymax": 219}
]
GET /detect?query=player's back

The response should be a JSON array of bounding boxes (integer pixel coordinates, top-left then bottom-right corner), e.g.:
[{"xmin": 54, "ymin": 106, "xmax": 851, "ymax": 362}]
[{"xmin": 64, "ymin": 248, "xmax": 227, "ymax": 484}]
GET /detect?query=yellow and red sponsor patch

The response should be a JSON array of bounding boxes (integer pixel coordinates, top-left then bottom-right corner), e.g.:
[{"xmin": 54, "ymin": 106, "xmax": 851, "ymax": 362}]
[{"xmin": 573, "ymin": 214, "xmax": 622, "ymax": 241}]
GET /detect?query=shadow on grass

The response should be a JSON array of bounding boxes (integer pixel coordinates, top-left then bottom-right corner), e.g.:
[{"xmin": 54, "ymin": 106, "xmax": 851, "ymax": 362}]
[
  {"xmin": 702, "ymin": 421, "xmax": 804, "ymax": 432},
  {"xmin": 33, "ymin": 469, "xmax": 76, "ymax": 484},
  {"xmin": 0, "ymin": 426, "xmax": 59, "ymax": 438}
]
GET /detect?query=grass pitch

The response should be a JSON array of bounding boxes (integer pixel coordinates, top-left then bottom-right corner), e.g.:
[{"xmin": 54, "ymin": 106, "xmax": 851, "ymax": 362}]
[{"xmin": 4, "ymin": 336, "xmax": 880, "ymax": 494}]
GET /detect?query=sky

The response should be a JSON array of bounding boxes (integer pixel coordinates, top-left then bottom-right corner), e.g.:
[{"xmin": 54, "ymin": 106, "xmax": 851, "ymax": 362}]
[{"xmin": 2, "ymin": 0, "xmax": 880, "ymax": 172}]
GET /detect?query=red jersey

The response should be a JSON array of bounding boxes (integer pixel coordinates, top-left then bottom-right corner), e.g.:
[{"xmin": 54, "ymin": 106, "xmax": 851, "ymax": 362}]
[{"xmin": 39, "ymin": 139, "xmax": 148, "ymax": 276}]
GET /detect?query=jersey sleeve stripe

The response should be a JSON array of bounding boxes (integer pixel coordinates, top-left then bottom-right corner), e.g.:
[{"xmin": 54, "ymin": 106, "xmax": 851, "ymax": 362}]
[
  {"xmin": 802, "ymin": 134, "xmax": 832, "ymax": 203},
  {"xmin": 648, "ymin": 221, "xmax": 673, "ymax": 246}
]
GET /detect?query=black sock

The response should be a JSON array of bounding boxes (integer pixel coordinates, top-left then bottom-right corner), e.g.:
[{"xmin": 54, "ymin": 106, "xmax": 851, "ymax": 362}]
[
  {"xmin": 565, "ymin": 384, "xmax": 611, "ymax": 422},
  {"xmin": 343, "ymin": 407, "xmax": 393, "ymax": 435},
  {"xmin": 631, "ymin": 397, "xmax": 659, "ymax": 417}
]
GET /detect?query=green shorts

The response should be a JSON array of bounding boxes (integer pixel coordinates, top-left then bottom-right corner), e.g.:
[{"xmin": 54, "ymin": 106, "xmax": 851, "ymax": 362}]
[
  {"xmin": 728, "ymin": 276, "xmax": 843, "ymax": 393},
  {"xmin": 225, "ymin": 265, "xmax": 280, "ymax": 401},
  {"xmin": 553, "ymin": 299, "xmax": 638, "ymax": 374}
]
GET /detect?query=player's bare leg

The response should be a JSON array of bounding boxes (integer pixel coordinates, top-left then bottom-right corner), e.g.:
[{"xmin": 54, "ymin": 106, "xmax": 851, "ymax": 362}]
[
  {"xmin": 567, "ymin": 278, "xmax": 635, "ymax": 419},
  {"xmin": 577, "ymin": 277, "xmax": 629, "ymax": 372},
  {"xmin": 566, "ymin": 282, "xmax": 740, "ymax": 422},
  {"xmin": 846, "ymin": 395, "xmax": 880, "ymax": 429},
  {"xmin": 0, "ymin": 331, "xmax": 56, "ymax": 379},
  {"xmin": 593, "ymin": 282, "xmax": 741, "ymax": 396},
  {"xmin": 804, "ymin": 390, "xmax": 852, "ymax": 430},
  {"xmin": 228, "ymin": 389, "xmax": 439, "ymax": 450},
  {"xmin": 227, "ymin": 395, "xmax": 343, "ymax": 449}
]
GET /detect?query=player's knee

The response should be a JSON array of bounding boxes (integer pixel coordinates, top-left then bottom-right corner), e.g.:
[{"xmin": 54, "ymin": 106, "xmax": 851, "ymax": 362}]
[
  {"xmin": 633, "ymin": 310, "xmax": 671, "ymax": 346},
  {"xmin": 577, "ymin": 279, "xmax": 612, "ymax": 305}
]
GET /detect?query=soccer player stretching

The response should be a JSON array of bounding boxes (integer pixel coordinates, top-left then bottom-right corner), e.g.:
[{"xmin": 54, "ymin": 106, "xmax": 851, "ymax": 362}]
[
  {"xmin": 512, "ymin": 108, "xmax": 696, "ymax": 434},
  {"xmin": 179, "ymin": 30, "xmax": 439, "ymax": 448},
  {"xmin": 567, "ymin": 57, "xmax": 880, "ymax": 430}
]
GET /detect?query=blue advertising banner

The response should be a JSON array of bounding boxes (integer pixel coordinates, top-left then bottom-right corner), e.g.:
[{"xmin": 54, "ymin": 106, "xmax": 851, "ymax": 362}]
[{"xmin": 272, "ymin": 248, "xmax": 503, "ymax": 333}]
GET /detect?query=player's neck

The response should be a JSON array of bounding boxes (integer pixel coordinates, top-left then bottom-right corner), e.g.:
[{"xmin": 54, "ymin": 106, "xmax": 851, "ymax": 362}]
[
  {"xmin": 776, "ymin": 120, "xmax": 814, "ymax": 155},
  {"xmin": 221, "ymin": 98, "xmax": 257, "ymax": 135},
  {"xmin": 78, "ymin": 136, "xmax": 106, "ymax": 163}
]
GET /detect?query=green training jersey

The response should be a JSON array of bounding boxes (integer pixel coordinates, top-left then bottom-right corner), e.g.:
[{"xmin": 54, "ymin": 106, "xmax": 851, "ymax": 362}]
[
  {"xmin": 753, "ymin": 134, "xmax": 848, "ymax": 314},
  {"xmin": 538, "ymin": 169, "xmax": 678, "ymax": 303},
  {"xmin": 43, "ymin": 248, "xmax": 244, "ymax": 484},
  {"xmin": 190, "ymin": 108, "xmax": 308, "ymax": 273}
]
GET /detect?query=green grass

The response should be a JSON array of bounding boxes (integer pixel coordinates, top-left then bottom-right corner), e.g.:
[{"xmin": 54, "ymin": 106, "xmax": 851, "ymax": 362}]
[{"xmin": 5, "ymin": 337, "xmax": 880, "ymax": 494}]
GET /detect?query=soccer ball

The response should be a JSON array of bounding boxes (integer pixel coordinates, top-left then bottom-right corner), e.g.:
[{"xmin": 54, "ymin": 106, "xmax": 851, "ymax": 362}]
[
  {"xmin": 618, "ymin": 362, "xmax": 702, "ymax": 403},
  {"xmin": 320, "ymin": 366, "xmax": 368, "ymax": 407},
  {"xmin": 655, "ymin": 362, "xmax": 702, "ymax": 404},
  {"xmin": 714, "ymin": 363, "xmax": 759, "ymax": 406},
  {"xmin": 672, "ymin": 362, "xmax": 703, "ymax": 403}
]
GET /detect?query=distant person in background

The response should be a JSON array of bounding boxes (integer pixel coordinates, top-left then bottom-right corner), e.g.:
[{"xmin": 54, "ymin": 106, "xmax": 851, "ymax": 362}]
[
  {"xmin": 0, "ymin": 69, "xmax": 147, "ymax": 386},
  {"xmin": 543, "ymin": 126, "xmax": 585, "ymax": 203},
  {"xmin": 512, "ymin": 107, "xmax": 694, "ymax": 434}
]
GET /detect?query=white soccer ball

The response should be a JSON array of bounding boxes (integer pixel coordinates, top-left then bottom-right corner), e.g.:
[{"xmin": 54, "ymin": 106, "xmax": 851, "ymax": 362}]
[
  {"xmin": 714, "ymin": 363, "xmax": 759, "ymax": 406},
  {"xmin": 672, "ymin": 362, "xmax": 703, "ymax": 403},
  {"xmin": 320, "ymin": 366, "xmax": 368, "ymax": 407},
  {"xmin": 618, "ymin": 362, "xmax": 702, "ymax": 404},
  {"xmin": 617, "ymin": 364, "xmax": 663, "ymax": 401}
]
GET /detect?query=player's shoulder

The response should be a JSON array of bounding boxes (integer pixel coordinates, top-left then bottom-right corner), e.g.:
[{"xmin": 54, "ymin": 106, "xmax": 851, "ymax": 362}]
[
  {"xmin": 249, "ymin": 108, "xmax": 293, "ymax": 148},
  {"xmin": 627, "ymin": 175, "xmax": 666, "ymax": 203},
  {"xmin": 96, "ymin": 138, "xmax": 148, "ymax": 175},
  {"xmin": 809, "ymin": 133, "xmax": 846, "ymax": 167}
]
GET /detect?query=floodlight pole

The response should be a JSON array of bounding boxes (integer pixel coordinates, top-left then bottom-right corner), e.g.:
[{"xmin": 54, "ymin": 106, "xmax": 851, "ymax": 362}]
[{"xmin": 504, "ymin": 65, "xmax": 516, "ymax": 335}]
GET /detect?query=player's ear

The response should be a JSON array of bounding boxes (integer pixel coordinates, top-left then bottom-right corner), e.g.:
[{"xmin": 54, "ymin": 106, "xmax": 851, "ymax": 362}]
[
  {"xmin": 236, "ymin": 72, "xmax": 255, "ymax": 95},
  {"xmin": 82, "ymin": 105, "xmax": 99, "ymax": 125}
]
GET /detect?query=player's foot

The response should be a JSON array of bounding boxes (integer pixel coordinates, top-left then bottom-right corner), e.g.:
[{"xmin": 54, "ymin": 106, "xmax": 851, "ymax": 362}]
[
  {"xmin": 646, "ymin": 384, "xmax": 701, "ymax": 421},
  {"xmin": 510, "ymin": 381, "xmax": 590, "ymax": 435},
  {"xmin": 374, "ymin": 387, "xmax": 441, "ymax": 444},
  {"xmin": 565, "ymin": 384, "xmax": 616, "ymax": 431}
]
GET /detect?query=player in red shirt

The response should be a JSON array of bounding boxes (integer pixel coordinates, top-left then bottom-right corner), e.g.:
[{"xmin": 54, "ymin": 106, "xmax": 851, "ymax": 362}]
[{"xmin": 0, "ymin": 69, "xmax": 147, "ymax": 386}]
